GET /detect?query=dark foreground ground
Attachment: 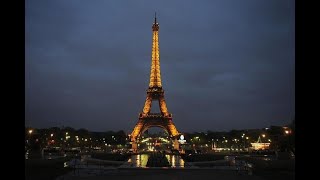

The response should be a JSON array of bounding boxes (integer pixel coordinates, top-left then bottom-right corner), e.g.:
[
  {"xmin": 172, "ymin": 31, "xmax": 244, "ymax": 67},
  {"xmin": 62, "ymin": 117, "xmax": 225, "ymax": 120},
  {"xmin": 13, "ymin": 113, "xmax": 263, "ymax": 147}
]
[
  {"xmin": 25, "ymin": 153, "xmax": 294, "ymax": 180},
  {"xmin": 26, "ymin": 159, "xmax": 294, "ymax": 180},
  {"xmin": 58, "ymin": 168, "xmax": 294, "ymax": 180},
  {"xmin": 25, "ymin": 157, "xmax": 73, "ymax": 180}
]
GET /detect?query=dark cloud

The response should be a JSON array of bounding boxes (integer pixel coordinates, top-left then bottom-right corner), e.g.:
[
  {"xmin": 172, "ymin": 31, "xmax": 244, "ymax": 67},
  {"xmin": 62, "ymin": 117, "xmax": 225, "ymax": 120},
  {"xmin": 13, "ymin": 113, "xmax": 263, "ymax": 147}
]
[{"xmin": 26, "ymin": 0, "xmax": 295, "ymax": 132}]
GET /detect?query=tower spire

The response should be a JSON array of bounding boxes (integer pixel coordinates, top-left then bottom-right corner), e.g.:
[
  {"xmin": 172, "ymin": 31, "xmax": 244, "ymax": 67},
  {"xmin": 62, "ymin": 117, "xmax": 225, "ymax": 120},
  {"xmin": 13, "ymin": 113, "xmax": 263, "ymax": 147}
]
[{"xmin": 150, "ymin": 13, "xmax": 161, "ymax": 87}]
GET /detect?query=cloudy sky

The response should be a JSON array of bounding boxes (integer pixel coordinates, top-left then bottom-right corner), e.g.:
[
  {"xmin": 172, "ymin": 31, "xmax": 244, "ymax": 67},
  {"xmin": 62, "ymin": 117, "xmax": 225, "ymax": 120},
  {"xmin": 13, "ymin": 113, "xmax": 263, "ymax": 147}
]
[{"xmin": 25, "ymin": 0, "xmax": 295, "ymax": 133}]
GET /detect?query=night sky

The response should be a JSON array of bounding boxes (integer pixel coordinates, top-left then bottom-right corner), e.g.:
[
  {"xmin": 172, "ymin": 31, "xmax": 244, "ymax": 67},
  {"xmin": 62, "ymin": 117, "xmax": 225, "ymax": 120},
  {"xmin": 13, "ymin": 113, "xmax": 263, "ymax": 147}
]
[{"xmin": 25, "ymin": 0, "xmax": 295, "ymax": 133}]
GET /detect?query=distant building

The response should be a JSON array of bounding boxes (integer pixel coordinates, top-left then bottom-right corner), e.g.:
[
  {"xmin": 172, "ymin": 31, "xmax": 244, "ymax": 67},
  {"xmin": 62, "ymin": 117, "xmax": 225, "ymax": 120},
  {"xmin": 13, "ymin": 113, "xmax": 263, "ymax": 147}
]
[{"xmin": 250, "ymin": 136, "xmax": 270, "ymax": 150}]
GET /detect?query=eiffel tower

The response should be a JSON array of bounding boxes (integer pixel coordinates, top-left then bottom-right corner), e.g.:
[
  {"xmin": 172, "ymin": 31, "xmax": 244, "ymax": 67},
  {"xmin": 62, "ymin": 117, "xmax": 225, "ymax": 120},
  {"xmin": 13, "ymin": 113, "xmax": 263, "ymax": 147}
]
[{"xmin": 130, "ymin": 14, "xmax": 179, "ymax": 142}]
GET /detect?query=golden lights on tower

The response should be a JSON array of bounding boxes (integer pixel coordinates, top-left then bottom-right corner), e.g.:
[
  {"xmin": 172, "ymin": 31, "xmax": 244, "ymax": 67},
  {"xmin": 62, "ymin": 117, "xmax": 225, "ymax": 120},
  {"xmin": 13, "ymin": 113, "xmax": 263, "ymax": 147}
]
[
  {"xmin": 130, "ymin": 14, "xmax": 180, "ymax": 142},
  {"xmin": 149, "ymin": 20, "xmax": 162, "ymax": 87}
]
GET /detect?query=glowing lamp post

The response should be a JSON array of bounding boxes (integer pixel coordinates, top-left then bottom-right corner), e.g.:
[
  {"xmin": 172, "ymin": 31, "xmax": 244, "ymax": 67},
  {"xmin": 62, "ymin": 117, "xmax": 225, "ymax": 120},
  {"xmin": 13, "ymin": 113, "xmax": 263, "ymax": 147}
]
[
  {"xmin": 27, "ymin": 129, "xmax": 33, "ymax": 148},
  {"xmin": 244, "ymin": 137, "xmax": 249, "ymax": 151},
  {"xmin": 211, "ymin": 139, "xmax": 214, "ymax": 151}
]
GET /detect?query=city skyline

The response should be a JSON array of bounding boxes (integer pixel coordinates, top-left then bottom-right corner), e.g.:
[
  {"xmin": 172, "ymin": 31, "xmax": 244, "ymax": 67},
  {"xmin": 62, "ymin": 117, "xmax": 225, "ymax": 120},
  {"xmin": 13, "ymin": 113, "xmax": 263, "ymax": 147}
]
[{"xmin": 26, "ymin": 0, "xmax": 295, "ymax": 132}]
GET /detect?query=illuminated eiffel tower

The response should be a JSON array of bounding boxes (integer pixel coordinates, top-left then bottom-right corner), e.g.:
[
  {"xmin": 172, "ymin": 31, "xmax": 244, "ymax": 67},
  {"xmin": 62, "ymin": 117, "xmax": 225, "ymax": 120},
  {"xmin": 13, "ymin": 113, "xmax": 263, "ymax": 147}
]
[{"xmin": 130, "ymin": 14, "xmax": 179, "ymax": 142}]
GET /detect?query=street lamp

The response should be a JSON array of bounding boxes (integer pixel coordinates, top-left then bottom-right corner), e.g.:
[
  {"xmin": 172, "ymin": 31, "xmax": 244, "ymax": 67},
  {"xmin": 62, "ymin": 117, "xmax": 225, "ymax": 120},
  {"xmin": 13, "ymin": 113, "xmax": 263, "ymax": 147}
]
[
  {"xmin": 262, "ymin": 134, "xmax": 266, "ymax": 138},
  {"xmin": 244, "ymin": 137, "xmax": 249, "ymax": 152},
  {"xmin": 27, "ymin": 129, "xmax": 33, "ymax": 149},
  {"xmin": 211, "ymin": 139, "xmax": 214, "ymax": 150}
]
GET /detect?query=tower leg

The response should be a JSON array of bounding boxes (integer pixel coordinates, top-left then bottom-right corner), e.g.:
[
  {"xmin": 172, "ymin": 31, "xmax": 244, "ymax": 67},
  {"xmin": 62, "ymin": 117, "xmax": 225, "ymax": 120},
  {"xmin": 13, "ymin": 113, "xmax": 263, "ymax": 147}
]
[
  {"xmin": 173, "ymin": 138, "xmax": 180, "ymax": 151},
  {"xmin": 132, "ymin": 142, "xmax": 138, "ymax": 153}
]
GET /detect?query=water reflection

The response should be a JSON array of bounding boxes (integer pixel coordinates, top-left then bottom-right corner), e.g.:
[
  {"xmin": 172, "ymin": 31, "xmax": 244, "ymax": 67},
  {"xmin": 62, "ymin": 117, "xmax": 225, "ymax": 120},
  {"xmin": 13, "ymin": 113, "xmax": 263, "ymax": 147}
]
[
  {"xmin": 129, "ymin": 154, "xmax": 150, "ymax": 167},
  {"xmin": 25, "ymin": 151, "xmax": 29, "ymax": 160},
  {"xmin": 179, "ymin": 158, "xmax": 185, "ymax": 167},
  {"xmin": 165, "ymin": 155, "xmax": 184, "ymax": 168},
  {"xmin": 128, "ymin": 154, "xmax": 184, "ymax": 168}
]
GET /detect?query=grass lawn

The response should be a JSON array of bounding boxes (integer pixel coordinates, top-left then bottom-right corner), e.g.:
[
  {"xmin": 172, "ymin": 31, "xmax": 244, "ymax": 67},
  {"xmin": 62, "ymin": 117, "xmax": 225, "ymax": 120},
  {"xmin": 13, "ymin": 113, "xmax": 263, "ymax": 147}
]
[
  {"xmin": 181, "ymin": 154, "xmax": 226, "ymax": 162},
  {"xmin": 236, "ymin": 157, "xmax": 295, "ymax": 180},
  {"xmin": 90, "ymin": 152, "xmax": 131, "ymax": 161},
  {"xmin": 25, "ymin": 157, "xmax": 73, "ymax": 180}
]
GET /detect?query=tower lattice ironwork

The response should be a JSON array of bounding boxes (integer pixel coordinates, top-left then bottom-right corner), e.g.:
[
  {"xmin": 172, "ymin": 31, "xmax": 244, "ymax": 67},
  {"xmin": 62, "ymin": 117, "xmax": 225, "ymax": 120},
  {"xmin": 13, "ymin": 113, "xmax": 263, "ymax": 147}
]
[{"xmin": 130, "ymin": 14, "xmax": 179, "ymax": 142}]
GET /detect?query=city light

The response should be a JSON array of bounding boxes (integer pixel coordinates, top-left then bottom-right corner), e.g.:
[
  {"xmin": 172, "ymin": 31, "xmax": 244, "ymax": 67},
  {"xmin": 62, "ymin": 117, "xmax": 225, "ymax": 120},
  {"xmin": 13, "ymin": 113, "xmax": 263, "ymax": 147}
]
[
  {"xmin": 24, "ymin": 123, "xmax": 293, "ymax": 161},
  {"xmin": 283, "ymin": 127, "xmax": 292, "ymax": 135}
]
